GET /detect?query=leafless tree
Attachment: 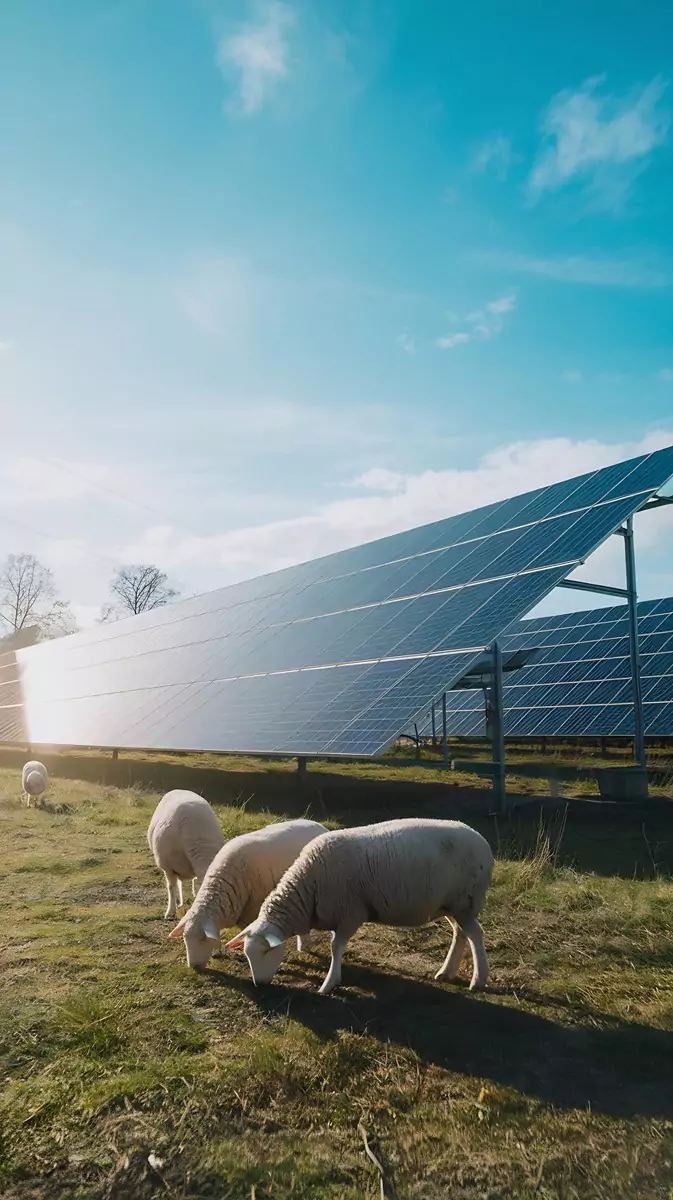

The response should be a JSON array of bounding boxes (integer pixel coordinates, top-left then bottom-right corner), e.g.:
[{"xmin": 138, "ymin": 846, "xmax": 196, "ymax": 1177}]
[
  {"xmin": 0, "ymin": 553, "xmax": 78, "ymax": 640},
  {"xmin": 103, "ymin": 564, "xmax": 179, "ymax": 620}
]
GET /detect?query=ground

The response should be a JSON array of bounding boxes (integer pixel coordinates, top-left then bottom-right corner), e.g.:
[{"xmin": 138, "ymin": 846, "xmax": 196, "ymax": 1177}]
[{"xmin": 0, "ymin": 756, "xmax": 672, "ymax": 1199}]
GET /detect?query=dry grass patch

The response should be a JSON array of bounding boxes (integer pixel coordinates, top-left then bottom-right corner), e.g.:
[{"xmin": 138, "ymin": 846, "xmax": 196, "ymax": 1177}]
[{"xmin": 0, "ymin": 769, "xmax": 672, "ymax": 1199}]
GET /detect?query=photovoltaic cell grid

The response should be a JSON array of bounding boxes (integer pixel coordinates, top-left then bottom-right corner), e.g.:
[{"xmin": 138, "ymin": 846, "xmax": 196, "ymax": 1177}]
[
  {"xmin": 2, "ymin": 446, "xmax": 673, "ymax": 757},
  {"xmin": 418, "ymin": 593, "xmax": 673, "ymax": 740}
]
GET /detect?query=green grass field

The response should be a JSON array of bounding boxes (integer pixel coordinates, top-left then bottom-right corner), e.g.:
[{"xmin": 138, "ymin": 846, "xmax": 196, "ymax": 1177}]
[{"xmin": 1, "ymin": 761, "xmax": 672, "ymax": 1199}]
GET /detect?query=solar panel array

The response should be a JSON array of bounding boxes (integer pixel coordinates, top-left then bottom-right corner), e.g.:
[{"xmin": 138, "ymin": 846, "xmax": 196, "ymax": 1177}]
[
  {"xmin": 2, "ymin": 445, "xmax": 673, "ymax": 757},
  {"xmin": 414, "ymin": 595, "xmax": 673, "ymax": 739}
]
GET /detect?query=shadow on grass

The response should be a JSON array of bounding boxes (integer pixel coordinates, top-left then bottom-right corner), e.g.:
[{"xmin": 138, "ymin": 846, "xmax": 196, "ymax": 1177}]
[
  {"xmin": 204, "ymin": 959, "xmax": 673, "ymax": 1120},
  {"xmin": 1, "ymin": 746, "xmax": 671, "ymax": 877}
]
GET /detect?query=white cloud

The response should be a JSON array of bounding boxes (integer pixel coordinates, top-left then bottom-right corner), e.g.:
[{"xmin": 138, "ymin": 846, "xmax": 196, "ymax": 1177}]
[
  {"xmin": 436, "ymin": 331, "xmax": 471, "ymax": 350},
  {"xmin": 562, "ymin": 370, "xmax": 583, "ymax": 383},
  {"xmin": 436, "ymin": 294, "xmax": 516, "ymax": 350},
  {"xmin": 111, "ymin": 430, "xmax": 673, "ymax": 590},
  {"xmin": 218, "ymin": 1, "xmax": 293, "ymax": 116},
  {"xmin": 353, "ymin": 468, "xmax": 406, "ymax": 493},
  {"xmin": 658, "ymin": 368, "xmax": 673, "ymax": 382},
  {"xmin": 0, "ymin": 340, "xmax": 13, "ymax": 354},
  {"xmin": 487, "ymin": 293, "xmax": 516, "ymax": 315},
  {"xmin": 481, "ymin": 252, "xmax": 672, "ymax": 289},
  {"xmin": 442, "ymin": 185, "xmax": 459, "ymax": 204},
  {"xmin": 529, "ymin": 75, "xmax": 669, "ymax": 208},
  {"xmin": 472, "ymin": 134, "xmax": 518, "ymax": 180},
  {"xmin": 397, "ymin": 332, "xmax": 416, "ymax": 354}
]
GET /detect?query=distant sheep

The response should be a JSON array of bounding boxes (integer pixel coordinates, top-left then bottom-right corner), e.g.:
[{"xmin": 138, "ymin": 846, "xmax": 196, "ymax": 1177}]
[
  {"xmin": 148, "ymin": 790, "xmax": 225, "ymax": 919},
  {"xmin": 21, "ymin": 760, "xmax": 48, "ymax": 807},
  {"xmin": 169, "ymin": 818, "xmax": 328, "ymax": 968},
  {"xmin": 227, "ymin": 818, "xmax": 494, "ymax": 994}
]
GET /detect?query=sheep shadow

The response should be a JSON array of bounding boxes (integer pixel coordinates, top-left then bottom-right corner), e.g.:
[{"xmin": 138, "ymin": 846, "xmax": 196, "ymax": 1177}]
[{"xmin": 206, "ymin": 958, "xmax": 673, "ymax": 1119}]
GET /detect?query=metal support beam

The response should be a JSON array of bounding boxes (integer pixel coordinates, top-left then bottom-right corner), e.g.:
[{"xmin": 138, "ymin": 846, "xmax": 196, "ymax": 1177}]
[
  {"xmin": 490, "ymin": 642, "xmax": 507, "ymax": 814},
  {"xmin": 442, "ymin": 692, "xmax": 448, "ymax": 766},
  {"xmin": 623, "ymin": 515, "xmax": 646, "ymax": 769},
  {"xmin": 638, "ymin": 495, "xmax": 673, "ymax": 513},
  {"xmin": 557, "ymin": 578, "xmax": 628, "ymax": 599}
]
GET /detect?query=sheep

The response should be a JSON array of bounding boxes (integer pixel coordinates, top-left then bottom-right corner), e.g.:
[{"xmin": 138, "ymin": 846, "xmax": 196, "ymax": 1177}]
[
  {"xmin": 21, "ymin": 760, "xmax": 48, "ymax": 807},
  {"xmin": 168, "ymin": 818, "xmax": 328, "ymax": 969},
  {"xmin": 226, "ymin": 818, "xmax": 494, "ymax": 995},
  {"xmin": 148, "ymin": 790, "xmax": 225, "ymax": 919}
]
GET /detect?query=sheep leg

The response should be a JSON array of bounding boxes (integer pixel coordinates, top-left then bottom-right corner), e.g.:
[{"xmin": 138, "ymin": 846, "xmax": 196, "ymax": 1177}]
[
  {"xmin": 163, "ymin": 872, "xmax": 180, "ymax": 919},
  {"xmin": 191, "ymin": 877, "xmax": 199, "ymax": 898},
  {"xmin": 297, "ymin": 932, "xmax": 312, "ymax": 953},
  {"xmin": 462, "ymin": 916, "xmax": 489, "ymax": 990},
  {"xmin": 435, "ymin": 916, "xmax": 468, "ymax": 982},
  {"xmin": 319, "ymin": 924, "xmax": 357, "ymax": 995},
  {"xmin": 176, "ymin": 878, "xmax": 184, "ymax": 909}
]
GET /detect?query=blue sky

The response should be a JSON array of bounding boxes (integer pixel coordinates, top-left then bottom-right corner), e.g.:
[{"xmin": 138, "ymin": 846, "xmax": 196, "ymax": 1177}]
[{"xmin": 0, "ymin": 0, "xmax": 672, "ymax": 625}]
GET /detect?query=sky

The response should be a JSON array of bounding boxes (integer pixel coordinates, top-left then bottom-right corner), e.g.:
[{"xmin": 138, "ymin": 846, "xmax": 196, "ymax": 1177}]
[{"xmin": 1, "ymin": 0, "xmax": 672, "ymax": 629}]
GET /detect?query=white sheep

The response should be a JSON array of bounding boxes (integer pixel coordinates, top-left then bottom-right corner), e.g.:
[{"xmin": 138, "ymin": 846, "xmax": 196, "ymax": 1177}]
[
  {"xmin": 148, "ymin": 790, "xmax": 225, "ymax": 919},
  {"xmin": 21, "ymin": 760, "xmax": 48, "ymax": 807},
  {"xmin": 168, "ymin": 818, "xmax": 328, "ymax": 968},
  {"xmin": 226, "ymin": 818, "xmax": 494, "ymax": 995}
]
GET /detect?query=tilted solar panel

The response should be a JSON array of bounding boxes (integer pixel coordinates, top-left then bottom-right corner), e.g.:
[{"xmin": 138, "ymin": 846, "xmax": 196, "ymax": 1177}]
[
  {"xmin": 414, "ymin": 595, "xmax": 673, "ymax": 739},
  {"xmin": 2, "ymin": 446, "xmax": 673, "ymax": 756}
]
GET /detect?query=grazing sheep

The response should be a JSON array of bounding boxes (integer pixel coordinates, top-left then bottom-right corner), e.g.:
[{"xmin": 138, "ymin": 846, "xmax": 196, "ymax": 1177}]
[
  {"xmin": 169, "ymin": 818, "xmax": 328, "ymax": 969},
  {"xmin": 148, "ymin": 790, "xmax": 225, "ymax": 919},
  {"xmin": 226, "ymin": 818, "xmax": 494, "ymax": 995},
  {"xmin": 21, "ymin": 760, "xmax": 48, "ymax": 807}
]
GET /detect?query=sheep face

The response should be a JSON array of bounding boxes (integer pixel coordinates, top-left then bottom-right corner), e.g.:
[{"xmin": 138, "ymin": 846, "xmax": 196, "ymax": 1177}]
[
  {"xmin": 169, "ymin": 914, "xmax": 220, "ymax": 969},
  {"xmin": 226, "ymin": 922, "xmax": 287, "ymax": 985}
]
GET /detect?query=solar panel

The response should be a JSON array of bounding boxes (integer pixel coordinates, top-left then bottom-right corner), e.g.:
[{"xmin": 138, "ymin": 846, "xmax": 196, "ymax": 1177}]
[
  {"xmin": 3, "ymin": 445, "xmax": 673, "ymax": 756},
  {"xmin": 414, "ymin": 594, "xmax": 673, "ymax": 740}
]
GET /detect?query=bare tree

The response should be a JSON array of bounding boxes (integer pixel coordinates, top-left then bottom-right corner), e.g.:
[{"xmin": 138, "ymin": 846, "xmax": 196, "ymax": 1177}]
[
  {"xmin": 0, "ymin": 553, "xmax": 78, "ymax": 641},
  {"xmin": 103, "ymin": 564, "xmax": 179, "ymax": 620}
]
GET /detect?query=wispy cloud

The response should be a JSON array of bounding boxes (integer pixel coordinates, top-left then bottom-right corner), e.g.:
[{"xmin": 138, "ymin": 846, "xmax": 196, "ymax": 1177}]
[
  {"xmin": 658, "ymin": 368, "xmax": 673, "ymax": 382},
  {"xmin": 113, "ymin": 430, "xmax": 673, "ymax": 587},
  {"xmin": 436, "ymin": 294, "xmax": 516, "ymax": 350},
  {"xmin": 480, "ymin": 251, "xmax": 672, "ymax": 289},
  {"xmin": 0, "ymin": 340, "xmax": 13, "ymax": 354},
  {"xmin": 217, "ymin": 1, "xmax": 293, "ymax": 116},
  {"xmin": 396, "ymin": 332, "xmax": 416, "ymax": 354},
  {"xmin": 529, "ymin": 75, "xmax": 670, "ymax": 209},
  {"xmin": 472, "ymin": 134, "xmax": 518, "ymax": 181},
  {"xmin": 562, "ymin": 370, "xmax": 583, "ymax": 383}
]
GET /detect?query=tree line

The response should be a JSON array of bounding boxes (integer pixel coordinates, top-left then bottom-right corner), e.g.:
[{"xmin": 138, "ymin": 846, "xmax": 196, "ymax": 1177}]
[{"xmin": 0, "ymin": 555, "xmax": 180, "ymax": 643}]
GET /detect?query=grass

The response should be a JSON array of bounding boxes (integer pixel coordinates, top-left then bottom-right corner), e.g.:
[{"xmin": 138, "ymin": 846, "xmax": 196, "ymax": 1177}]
[{"xmin": 0, "ymin": 763, "xmax": 672, "ymax": 1199}]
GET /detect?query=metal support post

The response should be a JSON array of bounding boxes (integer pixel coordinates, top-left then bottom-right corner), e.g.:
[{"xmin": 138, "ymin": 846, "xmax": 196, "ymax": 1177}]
[
  {"xmin": 297, "ymin": 756, "xmax": 307, "ymax": 779},
  {"xmin": 622, "ymin": 516, "xmax": 646, "ymax": 769},
  {"xmin": 490, "ymin": 642, "xmax": 507, "ymax": 815},
  {"xmin": 442, "ymin": 692, "xmax": 448, "ymax": 766},
  {"xmin": 431, "ymin": 702, "xmax": 436, "ymax": 746}
]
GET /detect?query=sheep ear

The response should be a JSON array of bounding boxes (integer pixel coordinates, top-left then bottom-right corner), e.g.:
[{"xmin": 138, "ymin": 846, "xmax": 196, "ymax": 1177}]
[
  {"xmin": 263, "ymin": 929, "xmax": 285, "ymax": 949},
  {"xmin": 168, "ymin": 917, "xmax": 187, "ymax": 940},
  {"xmin": 202, "ymin": 918, "xmax": 221, "ymax": 943},
  {"xmin": 225, "ymin": 923, "xmax": 253, "ymax": 950}
]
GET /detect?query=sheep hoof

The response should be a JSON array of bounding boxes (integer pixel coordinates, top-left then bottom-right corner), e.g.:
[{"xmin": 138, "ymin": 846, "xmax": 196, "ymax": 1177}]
[{"xmin": 318, "ymin": 979, "xmax": 338, "ymax": 995}]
